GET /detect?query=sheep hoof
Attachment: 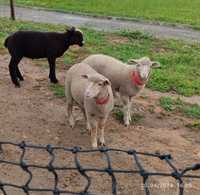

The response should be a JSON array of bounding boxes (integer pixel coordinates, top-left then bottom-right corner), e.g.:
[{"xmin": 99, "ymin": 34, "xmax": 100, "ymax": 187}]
[
  {"xmin": 86, "ymin": 124, "xmax": 91, "ymax": 133},
  {"xmin": 98, "ymin": 139, "xmax": 106, "ymax": 147},
  {"xmin": 124, "ymin": 123, "xmax": 130, "ymax": 127},
  {"xmin": 14, "ymin": 83, "xmax": 20, "ymax": 88},
  {"xmin": 99, "ymin": 142, "xmax": 106, "ymax": 147},
  {"xmin": 50, "ymin": 78, "xmax": 58, "ymax": 84},
  {"xmin": 92, "ymin": 142, "xmax": 98, "ymax": 149},
  {"xmin": 69, "ymin": 123, "xmax": 75, "ymax": 129},
  {"xmin": 19, "ymin": 77, "xmax": 24, "ymax": 81},
  {"xmin": 69, "ymin": 119, "xmax": 75, "ymax": 129},
  {"xmin": 124, "ymin": 119, "xmax": 131, "ymax": 127}
]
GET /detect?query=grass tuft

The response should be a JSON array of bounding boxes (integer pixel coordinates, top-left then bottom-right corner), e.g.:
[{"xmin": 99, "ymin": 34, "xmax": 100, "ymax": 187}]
[
  {"xmin": 159, "ymin": 97, "xmax": 175, "ymax": 112},
  {"xmin": 118, "ymin": 30, "xmax": 152, "ymax": 40},
  {"xmin": 50, "ymin": 84, "xmax": 65, "ymax": 98},
  {"xmin": 113, "ymin": 109, "xmax": 143, "ymax": 124},
  {"xmin": 160, "ymin": 97, "xmax": 200, "ymax": 119},
  {"xmin": 186, "ymin": 121, "xmax": 200, "ymax": 130}
]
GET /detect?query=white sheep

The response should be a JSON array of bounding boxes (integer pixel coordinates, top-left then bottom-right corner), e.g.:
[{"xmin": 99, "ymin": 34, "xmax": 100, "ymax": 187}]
[
  {"xmin": 65, "ymin": 63, "xmax": 114, "ymax": 148},
  {"xmin": 82, "ymin": 54, "xmax": 160, "ymax": 126}
]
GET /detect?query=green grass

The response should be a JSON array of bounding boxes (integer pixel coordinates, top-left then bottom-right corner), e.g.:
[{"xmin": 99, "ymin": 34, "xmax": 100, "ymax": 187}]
[
  {"xmin": 113, "ymin": 109, "xmax": 143, "ymax": 124},
  {"xmin": 13, "ymin": 0, "xmax": 200, "ymax": 28},
  {"xmin": 160, "ymin": 97, "xmax": 200, "ymax": 119},
  {"xmin": 186, "ymin": 121, "xmax": 200, "ymax": 130},
  {"xmin": 0, "ymin": 17, "xmax": 200, "ymax": 96},
  {"xmin": 50, "ymin": 84, "xmax": 65, "ymax": 98}
]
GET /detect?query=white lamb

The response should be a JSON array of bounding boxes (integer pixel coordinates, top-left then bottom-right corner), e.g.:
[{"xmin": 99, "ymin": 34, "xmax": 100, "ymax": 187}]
[
  {"xmin": 82, "ymin": 54, "xmax": 160, "ymax": 126},
  {"xmin": 65, "ymin": 63, "xmax": 114, "ymax": 148}
]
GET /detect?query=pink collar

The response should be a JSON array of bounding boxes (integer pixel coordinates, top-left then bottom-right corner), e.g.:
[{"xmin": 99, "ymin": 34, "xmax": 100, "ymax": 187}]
[
  {"xmin": 131, "ymin": 71, "xmax": 144, "ymax": 86},
  {"xmin": 95, "ymin": 94, "xmax": 109, "ymax": 105}
]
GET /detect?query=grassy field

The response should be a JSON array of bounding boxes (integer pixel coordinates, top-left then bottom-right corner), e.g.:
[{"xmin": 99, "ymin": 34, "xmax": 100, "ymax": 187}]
[
  {"xmin": 0, "ymin": 17, "xmax": 200, "ymax": 97},
  {"xmin": 12, "ymin": 0, "xmax": 200, "ymax": 28}
]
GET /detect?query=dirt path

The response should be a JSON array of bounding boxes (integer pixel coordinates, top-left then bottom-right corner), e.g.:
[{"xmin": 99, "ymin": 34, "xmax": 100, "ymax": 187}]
[
  {"xmin": 0, "ymin": 54, "xmax": 200, "ymax": 194},
  {"xmin": 1, "ymin": 5, "xmax": 200, "ymax": 43}
]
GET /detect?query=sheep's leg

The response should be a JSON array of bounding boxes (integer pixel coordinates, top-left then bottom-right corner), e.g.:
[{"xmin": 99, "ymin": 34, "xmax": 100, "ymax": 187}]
[
  {"xmin": 68, "ymin": 104, "xmax": 75, "ymax": 128},
  {"xmin": 127, "ymin": 98, "xmax": 132, "ymax": 124},
  {"xmin": 90, "ymin": 120, "xmax": 98, "ymax": 148},
  {"xmin": 121, "ymin": 95, "xmax": 132, "ymax": 126},
  {"xmin": 98, "ymin": 117, "xmax": 107, "ymax": 147},
  {"xmin": 9, "ymin": 56, "xmax": 22, "ymax": 87},
  {"xmin": 65, "ymin": 82, "xmax": 75, "ymax": 128},
  {"xmin": 81, "ymin": 108, "xmax": 90, "ymax": 131},
  {"xmin": 48, "ymin": 57, "xmax": 58, "ymax": 83},
  {"xmin": 86, "ymin": 112, "xmax": 97, "ymax": 148},
  {"xmin": 16, "ymin": 65, "xmax": 24, "ymax": 81},
  {"xmin": 128, "ymin": 97, "xmax": 133, "ymax": 122},
  {"xmin": 114, "ymin": 91, "xmax": 122, "ymax": 107},
  {"xmin": 67, "ymin": 101, "xmax": 75, "ymax": 128}
]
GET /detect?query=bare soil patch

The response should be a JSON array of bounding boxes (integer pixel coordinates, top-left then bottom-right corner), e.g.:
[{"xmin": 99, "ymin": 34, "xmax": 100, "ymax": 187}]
[
  {"xmin": 106, "ymin": 35, "xmax": 130, "ymax": 44},
  {"xmin": 0, "ymin": 54, "xmax": 200, "ymax": 195}
]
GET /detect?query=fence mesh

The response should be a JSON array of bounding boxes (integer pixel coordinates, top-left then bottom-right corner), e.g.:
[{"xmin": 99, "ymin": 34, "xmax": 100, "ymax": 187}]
[{"xmin": 0, "ymin": 141, "xmax": 200, "ymax": 195}]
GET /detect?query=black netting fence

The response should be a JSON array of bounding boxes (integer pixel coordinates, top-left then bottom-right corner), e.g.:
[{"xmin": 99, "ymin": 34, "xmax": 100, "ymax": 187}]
[{"xmin": 0, "ymin": 141, "xmax": 200, "ymax": 195}]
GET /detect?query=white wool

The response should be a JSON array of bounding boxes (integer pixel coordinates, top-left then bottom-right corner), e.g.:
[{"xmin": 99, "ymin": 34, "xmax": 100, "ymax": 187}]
[
  {"xmin": 83, "ymin": 54, "xmax": 160, "ymax": 126},
  {"xmin": 65, "ymin": 63, "xmax": 114, "ymax": 148}
]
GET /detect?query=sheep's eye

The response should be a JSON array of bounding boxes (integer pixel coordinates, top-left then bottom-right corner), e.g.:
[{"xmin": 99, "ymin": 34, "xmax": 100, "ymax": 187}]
[{"xmin": 98, "ymin": 83, "xmax": 103, "ymax": 86}]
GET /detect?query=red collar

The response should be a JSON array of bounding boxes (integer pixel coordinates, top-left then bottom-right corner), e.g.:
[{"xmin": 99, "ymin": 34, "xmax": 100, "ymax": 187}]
[
  {"xmin": 95, "ymin": 94, "xmax": 109, "ymax": 105},
  {"xmin": 131, "ymin": 71, "xmax": 144, "ymax": 86}
]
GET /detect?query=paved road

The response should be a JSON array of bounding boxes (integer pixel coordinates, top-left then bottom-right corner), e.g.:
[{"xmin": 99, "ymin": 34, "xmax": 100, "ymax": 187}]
[{"xmin": 1, "ymin": 5, "xmax": 200, "ymax": 43}]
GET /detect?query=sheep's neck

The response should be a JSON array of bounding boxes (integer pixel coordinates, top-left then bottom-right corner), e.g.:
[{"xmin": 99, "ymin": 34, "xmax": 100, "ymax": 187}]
[
  {"xmin": 95, "ymin": 93, "xmax": 109, "ymax": 105},
  {"xmin": 131, "ymin": 71, "xmax": 144, "ymax": 86},
  {"xmin": 63, "ymin": 33, "xmax": 72, "ymax": 47}
]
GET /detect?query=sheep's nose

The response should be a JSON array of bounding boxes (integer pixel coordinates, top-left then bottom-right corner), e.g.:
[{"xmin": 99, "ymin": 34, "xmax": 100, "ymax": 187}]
[
  {"xmin": 141, "ymin": 73, "xmax": 148, "ymax": 80},
  {"xmin": 79, "ymin": 41, "xmax": 84, "ymax": 47}
]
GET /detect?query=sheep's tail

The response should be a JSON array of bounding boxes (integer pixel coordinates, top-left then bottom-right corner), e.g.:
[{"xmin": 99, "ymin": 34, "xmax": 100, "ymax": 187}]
[{"xmin": 4, "ymin": 36, "xmax": 9, "ymax": 48}]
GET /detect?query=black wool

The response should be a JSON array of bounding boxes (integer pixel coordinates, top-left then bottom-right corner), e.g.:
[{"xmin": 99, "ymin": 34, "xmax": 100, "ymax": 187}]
[{"xmin": 4, "ymin": 27, "xmax": 84, "ymax": 87}]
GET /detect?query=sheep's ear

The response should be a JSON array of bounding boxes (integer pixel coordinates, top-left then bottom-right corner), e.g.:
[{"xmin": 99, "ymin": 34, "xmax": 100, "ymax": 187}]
[
  {"xmin": 81, "ymin": 74, "xmax": 89, "ymax": 79},
  {"xmin": 151, "ymin": 61, "xmax": 161, "ymax": 68},
  {"xmin": 103, "ymin": 80, "xmax": 110, "ymax": 86},
  {"xmin": 67, "ymin": 27, "xmax": 76, "ymax": 33},
  {"xmin": 128, "ymin": 59, "xmax": 140, "ymax": 65}
]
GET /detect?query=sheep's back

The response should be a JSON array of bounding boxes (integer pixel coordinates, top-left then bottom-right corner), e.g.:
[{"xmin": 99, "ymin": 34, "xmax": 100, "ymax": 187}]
[
  {"xmin": 66, "ymin": 63, "xmax": 100, "ymax": 106},
  {"xmin": 6, "ymin": 31, "xmax": 65, "ymax": 59},
  {"xmin": 83, "ymin": 54, "xmax": 128, "ymax": 89}
]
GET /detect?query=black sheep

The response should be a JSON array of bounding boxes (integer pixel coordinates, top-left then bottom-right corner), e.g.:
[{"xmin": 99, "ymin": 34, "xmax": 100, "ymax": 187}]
[{"xmin": 4, "ymin": 27, "xmax": 84, "ymax": 87}]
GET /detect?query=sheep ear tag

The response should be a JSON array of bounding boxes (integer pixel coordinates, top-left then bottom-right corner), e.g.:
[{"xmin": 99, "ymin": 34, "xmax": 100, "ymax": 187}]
[
  {"xmin": 96, "ymin": 94, "xmax": 110, "ymax": 105},
  {"xmin": 131, "ymin": 71, "xmax": 144, "ymax": 86}
]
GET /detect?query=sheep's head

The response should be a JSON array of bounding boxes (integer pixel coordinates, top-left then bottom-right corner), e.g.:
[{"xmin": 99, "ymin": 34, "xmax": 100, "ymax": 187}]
[
  {"xmin": 66, "ymin": 27, "xmax": 84, "ymax": 47},
  {"xmin": 82, "ymin": 74, "xmax": 111, "ymax": 100},
  {"xmin": 128, "ymin": 57, "xmax": 160, "ymax": 81}
]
